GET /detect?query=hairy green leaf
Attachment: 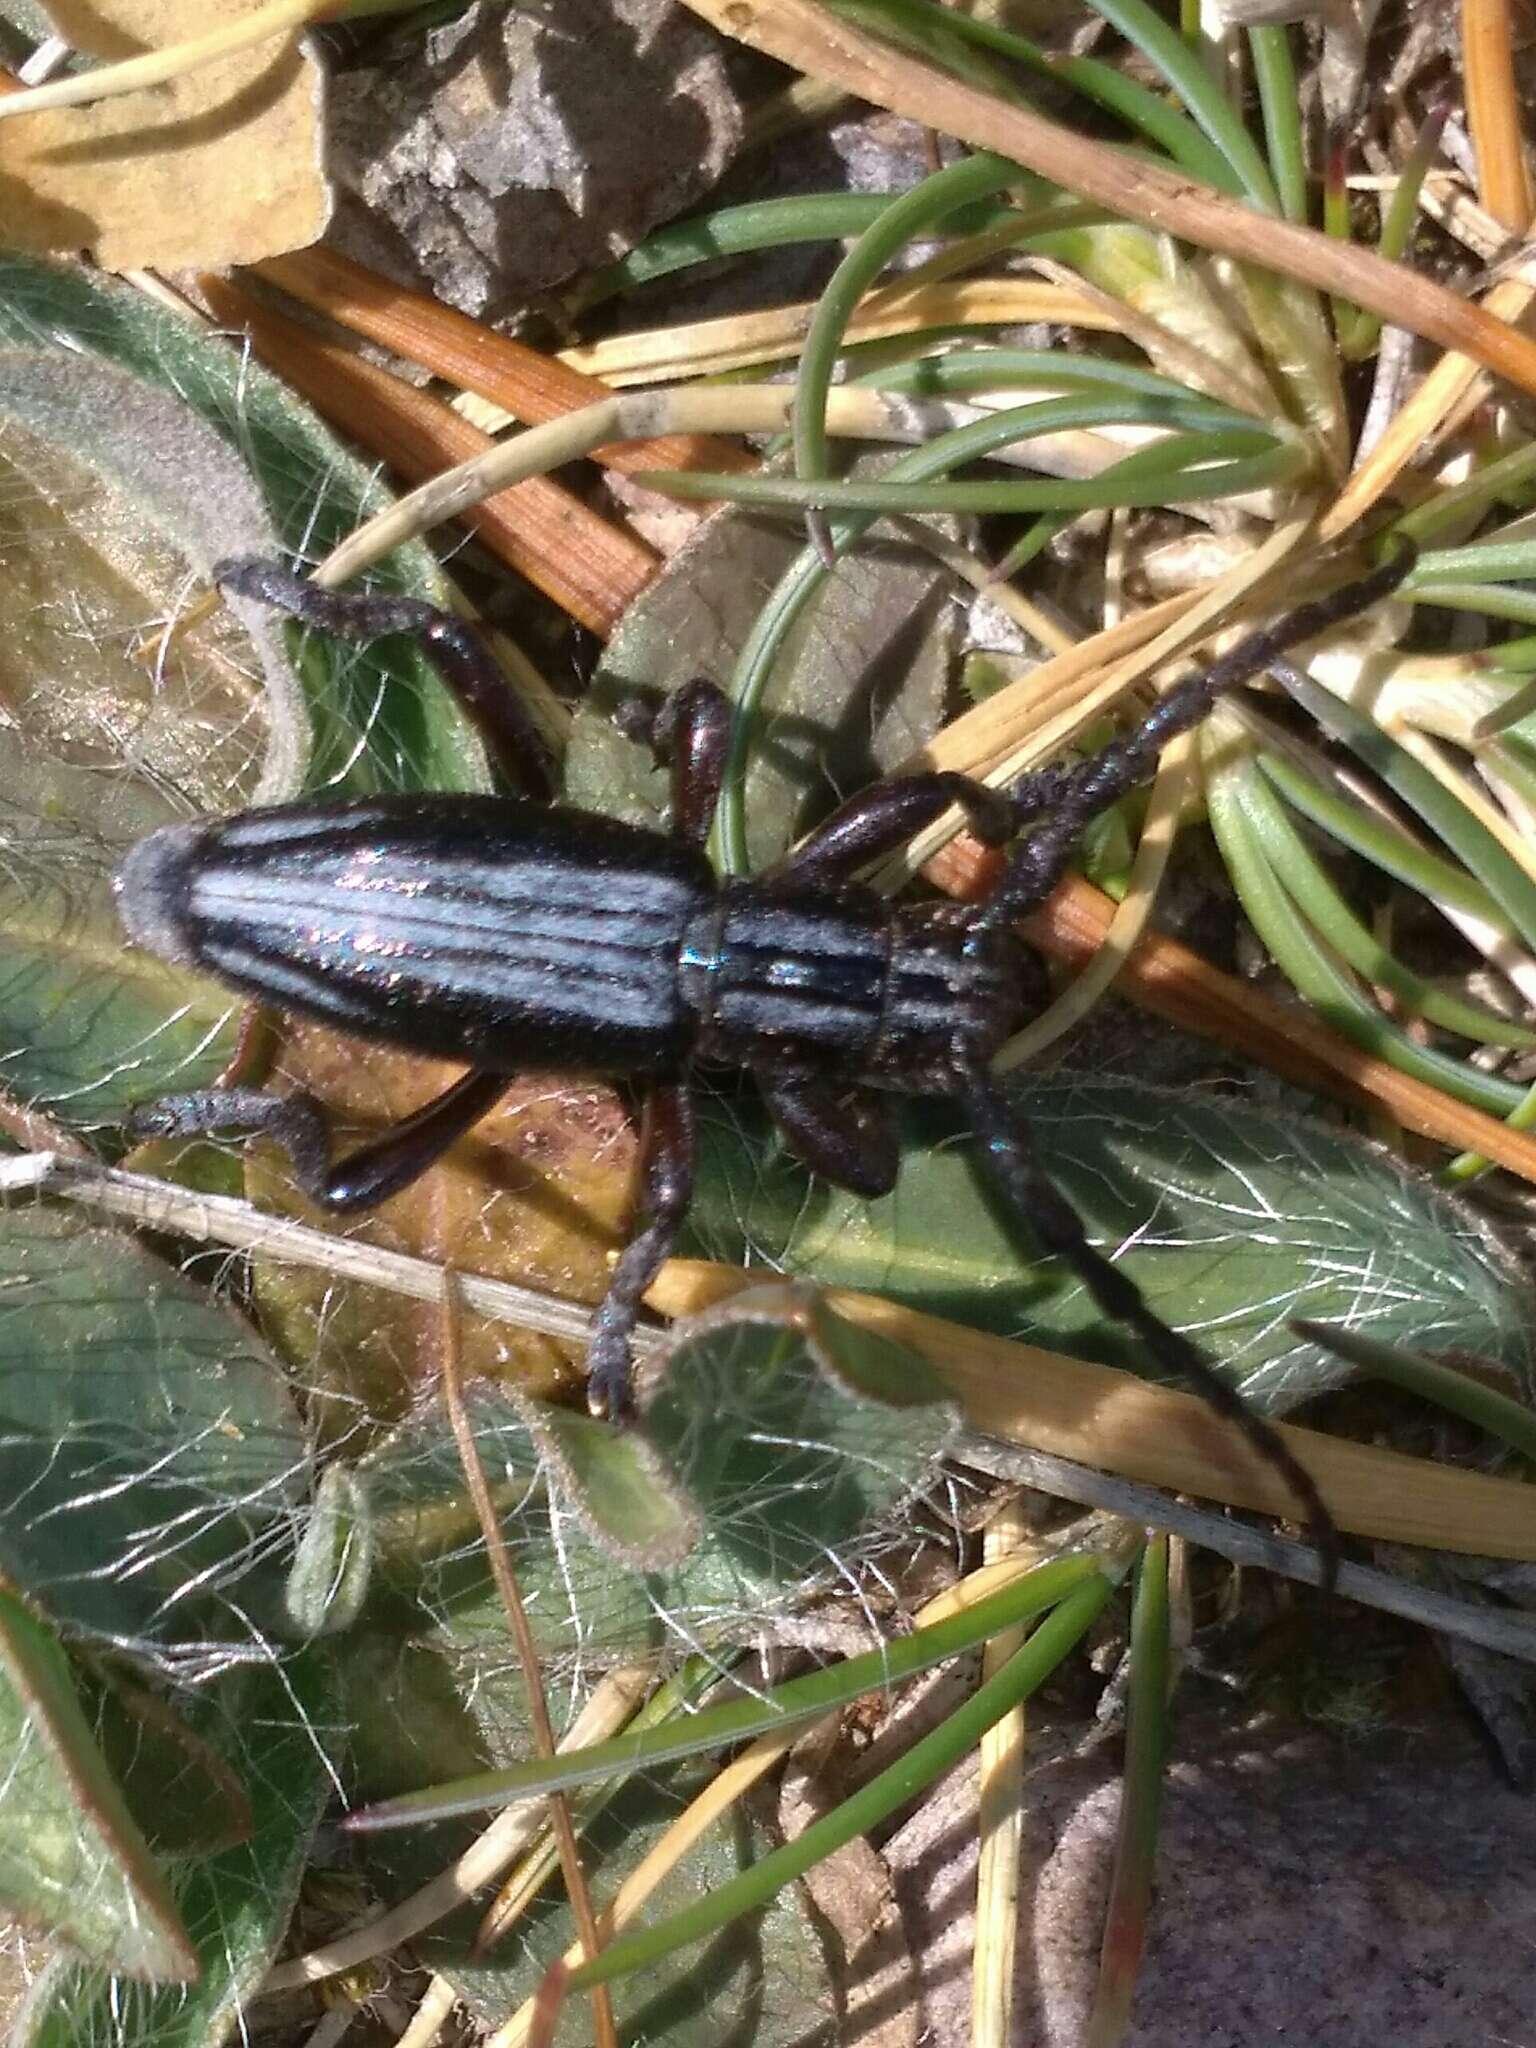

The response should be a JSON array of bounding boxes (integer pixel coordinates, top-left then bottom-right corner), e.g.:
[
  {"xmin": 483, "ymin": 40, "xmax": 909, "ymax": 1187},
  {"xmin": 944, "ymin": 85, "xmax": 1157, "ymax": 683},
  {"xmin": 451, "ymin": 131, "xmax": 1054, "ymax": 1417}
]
[
  {"xmin": 0, "ymin": 1593, "xmax": 195, "ymax": 1983},
  {"xmin": 0, "ymin": 1207, "xmax": 307, "ymax": 1653},
  {"xmin": 683, "ymin": 1079, "xmax": 1535, "ymax": 1410},
  {"xmin": 13, "ymin": 1655, "xmax": 333, "ymax": 2048},
  {"xmin": 0, "ymin": 254, "xmax": 486, "ymax": 799},
  {"xmin": 0, "ymin": 256, "xmax": 493, "ymax": 1125}
]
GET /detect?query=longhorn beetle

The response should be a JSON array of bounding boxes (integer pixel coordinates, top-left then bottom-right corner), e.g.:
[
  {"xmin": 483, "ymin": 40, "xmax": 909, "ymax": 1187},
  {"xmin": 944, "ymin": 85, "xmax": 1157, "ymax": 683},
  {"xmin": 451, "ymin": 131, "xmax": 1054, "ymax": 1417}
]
[{"xmin": 115, "ymin": 544, "xmax": 1415, "ymax": 1575}]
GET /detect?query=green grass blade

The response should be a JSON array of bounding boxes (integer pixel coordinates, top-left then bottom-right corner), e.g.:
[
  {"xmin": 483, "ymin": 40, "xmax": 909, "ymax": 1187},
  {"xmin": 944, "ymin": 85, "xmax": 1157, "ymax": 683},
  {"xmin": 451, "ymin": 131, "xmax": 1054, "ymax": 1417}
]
[
  {"xmin": 1086, "ymin": 0, "xmax": 1279, "ymax": 209},
  {"xmin": 1344, "ymin": 104, "xmax": 1449, "ymax": 358},
  {"xmin": 853, "ymin": 346, "xmax": 1252, "ymax": 410},
  {"xmin": 1277, "ymin": 665, "xmax": 1536, "ymax": 953},
  {"xmin": 828, "ymin": 0, "xmax": 1241, "ymax": 191},
  {"xmin": 1291, "ymin": 1320, "xmax": 1536, "ymax": 1463},
  {"xmin": 1239, "ymin": 762, "xmax": 1536, "ymax": 1047},
  {"xmin": 984, "ymin": 434, "xmax": 1260, "ymax": 588},
  {"xmin": 1389, "ymin": 443, "xmax": 1536, "ymax": 548},
  {"xmin": 1248, "ymin": 27, "xmax": 1306, "ymax": 223},
  {"xmin": 575, "ymin": 193, "xmax": 1017, "ymax": 305},
  {"xmin": 1410, "ymin": 539, "xmax": 1536, "ymax": 584},
  {"xmin": 645, "ymin": 444, "xmax": 1297, "ymax": 516},
  {"xmin": 794, "ymin": 152, "xmax": 1028, "ymax": 499},
  {"xmin": 348, "ymin": 1552, "xmax": 1103, "ymax": 1830},
  {"xmin": 569, "ymin": 1566, "xmax": 1122, "ymax": 1992},
  {"xmin": 1205, "ymin": 752, "xmax": 1526, "ymax": 1115},
  {"xmin": 1445, "ymin": 1082, "xmax": 1536, "ymax": 1185},
  {"xmin": 1480, "ymin": 635, "xmax": 1536, "ymax": 673},
  {"xmin": 1086, "ymin": 1537, "xmax": 1170, "ymax": 2048},
  {"xmin": 1410, "ymin": 585, "xmax": 1536, "ymax": 628},
  {"xmin": 1255, "ymin": 749, "xmax": 1510, "ymax": 925}
]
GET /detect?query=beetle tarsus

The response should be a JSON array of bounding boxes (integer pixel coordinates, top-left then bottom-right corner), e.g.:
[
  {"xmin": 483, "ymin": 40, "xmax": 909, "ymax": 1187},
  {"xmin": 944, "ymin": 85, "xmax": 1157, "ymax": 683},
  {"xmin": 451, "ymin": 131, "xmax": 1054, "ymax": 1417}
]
[
  {"xmin": 984, "ymin": 541, "xmax": 1417, "ymax": 927},
  {"xmin": 127, "ymin": 1086, "xmax": 332, "ymax": 1196},
  {"xmin": 586, "ymin": 1083, "xmax": 697, "ymax": 1418},
  {"xmin": 213, "ymin": 557, "xmax": 554, "ymax": 797},
  {"xmin": 127, "ymin": 1071, "xmax": 514, "ymax": 1214},
  {"xmin": 317, "ymin": 1069, "xmax": 515, "ymax": 1210}
]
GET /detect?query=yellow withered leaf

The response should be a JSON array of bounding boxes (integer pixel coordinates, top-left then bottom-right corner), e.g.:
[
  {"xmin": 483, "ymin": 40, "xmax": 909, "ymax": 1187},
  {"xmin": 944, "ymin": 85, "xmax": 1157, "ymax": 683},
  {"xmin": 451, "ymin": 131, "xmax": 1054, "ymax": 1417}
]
[{"xmin": 0, "ymin": 0, "xmax": 328, "ymax": 271}]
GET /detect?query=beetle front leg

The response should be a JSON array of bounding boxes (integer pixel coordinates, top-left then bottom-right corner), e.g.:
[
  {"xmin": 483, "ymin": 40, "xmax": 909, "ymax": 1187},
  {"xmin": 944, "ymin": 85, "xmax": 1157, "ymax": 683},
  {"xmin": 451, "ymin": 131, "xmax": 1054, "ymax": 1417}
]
[
  {"xmin": 982, "ymin": 543, "xmax": 1417, "ymax": 926},
  {"xmin": 777, "ymin": 773, "xmax": 1018, "ymax": 888},
  {"xmin": 586, "ymin": 1081, "xmax": 696, "ymax": 1418},
  {"xmin": 129, "ymin": 1067, "xmax": 512, "ymax": 1212},
  {"xmin": 215, "ymin": 557, "xmax": 554, "ymax": 797}
]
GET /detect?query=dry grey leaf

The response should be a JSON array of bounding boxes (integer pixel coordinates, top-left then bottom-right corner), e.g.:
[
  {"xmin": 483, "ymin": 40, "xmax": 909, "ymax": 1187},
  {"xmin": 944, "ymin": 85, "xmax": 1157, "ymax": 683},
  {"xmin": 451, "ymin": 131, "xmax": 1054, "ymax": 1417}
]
[{"xmin": 569, "ymin": 498, "xmax": 960, "ymax": 872}]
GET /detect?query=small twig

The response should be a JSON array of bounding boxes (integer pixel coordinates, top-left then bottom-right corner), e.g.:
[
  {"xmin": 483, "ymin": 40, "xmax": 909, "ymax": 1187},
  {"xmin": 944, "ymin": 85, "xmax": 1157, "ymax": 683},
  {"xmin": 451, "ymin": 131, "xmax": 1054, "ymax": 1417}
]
[
  {"xmin": 438, "ymin": 1275, "xmax": 617, "ymax": 2048},
  {"xmin": 1353, "ymin": 322, "xmax": 1417, "ymax": 465},
  {"xmin": 956, "ymin": 1436, "xmax": 1536, "ymax": 1664},
  {"xmin": 0, "ymin": 1087, "xmax": 90, "ymax": 1162},
  {"xmin": 9, "ymin": 1147, "xmax": 1536, "ymax": 1560},
  {"xmin": 299, "ymin": 1999, "xmax": 359, "ymax": 2048},
  {"xmin": 972, "ymin": 1499, "xmax": 1035, "ymax": 2048},
  {"xmin": 559, "ymin": 277, "xmax": 1115, "ymax": 385},
  {"xmin": 256, "ymin": 245, "xmax": 756, "ymax": 480},
  {"xmin": 0, "ymin": 1150, "xmax": 606, "ymax": 1348},
  {"xmin": 393, "ymin": 1978, "xmax": 459, "ymax": 2048},
  {"xmin": 308, "ymin": 382, "xmax": 1154, "ymax": 590},
  {"xmin": 1461, "ymin": 0, "xmax": 1534, "ymax": 233}
]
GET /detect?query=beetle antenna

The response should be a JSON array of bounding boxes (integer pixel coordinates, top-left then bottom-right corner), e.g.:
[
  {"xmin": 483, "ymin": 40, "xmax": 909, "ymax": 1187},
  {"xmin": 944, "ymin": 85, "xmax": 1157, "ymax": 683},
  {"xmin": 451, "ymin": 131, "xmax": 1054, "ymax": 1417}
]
[
  {"xmin": 958, "ymin": 1063, "xmax": 1339, "ymax": 1593},
  {"xmin": 981, "ymin": 541, "xmax": 1417, "ymax": 929}
]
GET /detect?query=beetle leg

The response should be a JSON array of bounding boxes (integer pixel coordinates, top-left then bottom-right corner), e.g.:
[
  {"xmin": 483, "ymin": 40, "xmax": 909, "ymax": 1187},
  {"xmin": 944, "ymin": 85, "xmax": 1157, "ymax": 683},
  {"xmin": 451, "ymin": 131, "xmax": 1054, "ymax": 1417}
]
[
  {"xmin": 586, "ymin": 1081, "xmax": 696, "ymax": 1418},
  {"xmin": 128, "ymin": 1068, "xmax": 512, "ymax": 1211},
  {"xmin": 758, "ymin": 1071, "xmax": 900, "ymax": 1198},
  {"xmin": 615, "ymin": 678, "xmax": 733, "ymax": 851},
  {"xmin": 776, "ymin": 773, "xmax": 1017, "ymax": 887},
  {"xmin": 957, "ymin": 1063, "xmax": 1339, "ymax": 1592},
  {"xmin": 128, "ymin": 1087, "xmax": 332, "ymax": 1190},
  {"xmin": 982, "ymin": 543, "xmax": 1416, "ymax": 927},
  {"xmin": 214, "ymin": 557, "xmax": 554, "ymax": 797}
]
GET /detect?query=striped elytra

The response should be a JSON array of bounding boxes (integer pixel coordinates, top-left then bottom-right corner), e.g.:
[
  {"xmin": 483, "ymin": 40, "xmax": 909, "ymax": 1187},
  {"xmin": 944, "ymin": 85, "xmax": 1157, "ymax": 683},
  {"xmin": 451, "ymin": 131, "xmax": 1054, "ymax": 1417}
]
[{"xmin": 117, "ymin": 795, "xmax": 714, "ymax": 1077}]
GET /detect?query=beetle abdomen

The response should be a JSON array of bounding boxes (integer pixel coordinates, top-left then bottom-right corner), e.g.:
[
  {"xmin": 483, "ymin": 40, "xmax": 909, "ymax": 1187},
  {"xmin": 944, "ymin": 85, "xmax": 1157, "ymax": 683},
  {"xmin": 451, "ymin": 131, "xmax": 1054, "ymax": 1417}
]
[{"xmin": 116, "ymin": 796, "xmax": 712, "ymax": 1076}]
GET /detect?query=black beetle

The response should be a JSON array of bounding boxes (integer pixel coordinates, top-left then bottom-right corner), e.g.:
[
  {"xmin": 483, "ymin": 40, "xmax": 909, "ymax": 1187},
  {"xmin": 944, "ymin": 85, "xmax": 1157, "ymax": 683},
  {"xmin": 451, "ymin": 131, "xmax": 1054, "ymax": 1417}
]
[{"xmin": 115, "ymin": 546, "xmax": 1415, "ymax": 1566}]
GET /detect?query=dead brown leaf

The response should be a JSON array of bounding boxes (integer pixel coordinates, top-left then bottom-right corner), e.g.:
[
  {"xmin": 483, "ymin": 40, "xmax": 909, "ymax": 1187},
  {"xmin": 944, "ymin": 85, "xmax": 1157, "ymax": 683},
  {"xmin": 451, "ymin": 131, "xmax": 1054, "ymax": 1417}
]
[
  {"xmin": 247, "ymin": 1025, "xmax": 637, "ymax": 1442},
  {"xmin": 0, "ymin": 0, "xmax": 328, "ymax": 271}
]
